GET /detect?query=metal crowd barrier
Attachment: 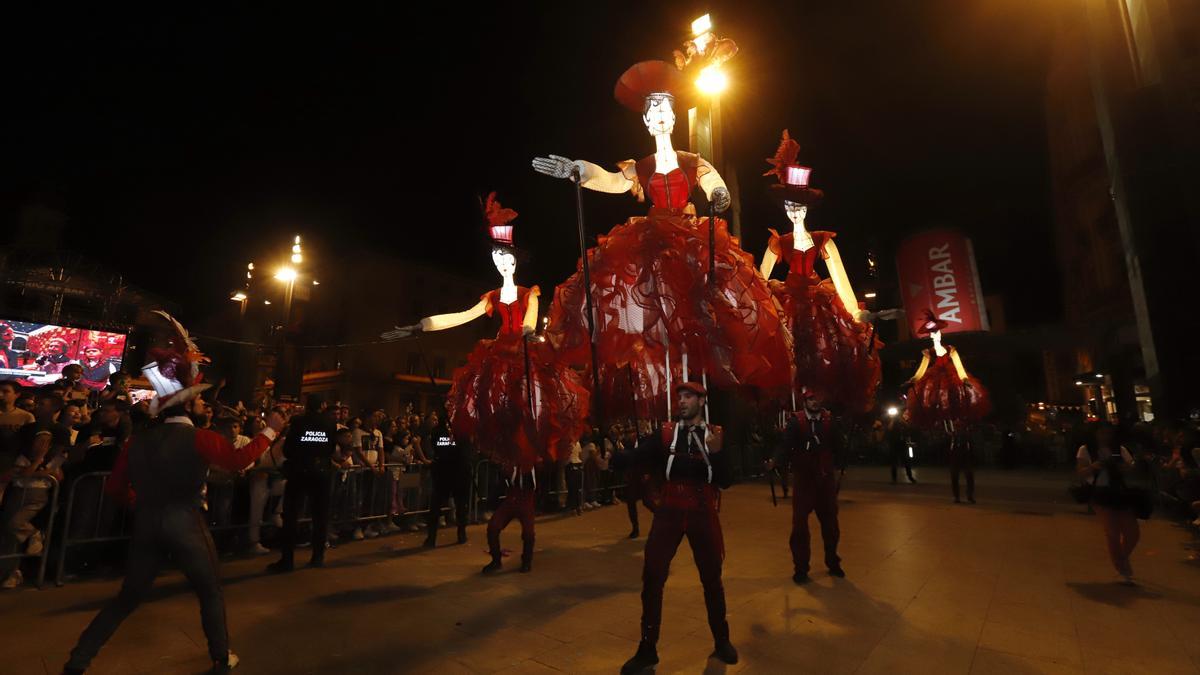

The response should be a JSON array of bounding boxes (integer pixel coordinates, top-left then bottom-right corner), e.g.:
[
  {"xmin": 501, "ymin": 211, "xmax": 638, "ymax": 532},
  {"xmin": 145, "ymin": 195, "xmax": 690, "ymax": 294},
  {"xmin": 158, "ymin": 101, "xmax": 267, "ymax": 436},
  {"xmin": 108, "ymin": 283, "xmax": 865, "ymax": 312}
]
[
  {"xmin": 0, "ymin": 475, "xmax": 61, "ymax": 589},
  {"xmin": 53, "ymin": 463, "xmax": 454, "ymax": 587}
]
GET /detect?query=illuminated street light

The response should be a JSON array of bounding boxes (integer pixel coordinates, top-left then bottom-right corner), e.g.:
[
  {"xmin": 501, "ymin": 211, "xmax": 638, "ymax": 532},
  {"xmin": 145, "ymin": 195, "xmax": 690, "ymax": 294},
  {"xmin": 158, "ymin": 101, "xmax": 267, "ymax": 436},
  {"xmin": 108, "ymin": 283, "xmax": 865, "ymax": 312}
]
[
  {"xmin": 696, "ymin": 65, "xmax": 728, "ymax": 95},
  {"xmin": 312, "ymin": 279, "xmax": 319, "ymax": 286},
  {"xmin": 886, "ymin": 406, "xmax": 899, "ymax": 417},
  {"xmin": 275, "ymin": 267, "xmax": 297, "ymax": 282},
  {"xmin": 864, "ymin": 292, "xmax": 877, "ymax": 299},
  {"xmin": 264, "ymin": 300, "xmax": 272, "ymax": 305},
  {"xmin": 230, "ymin": 291, "xmax": 248, "ymax": 302},
  {"xmin": 691, "ymin": 13, "xmax": 712, "ymax": 36}
]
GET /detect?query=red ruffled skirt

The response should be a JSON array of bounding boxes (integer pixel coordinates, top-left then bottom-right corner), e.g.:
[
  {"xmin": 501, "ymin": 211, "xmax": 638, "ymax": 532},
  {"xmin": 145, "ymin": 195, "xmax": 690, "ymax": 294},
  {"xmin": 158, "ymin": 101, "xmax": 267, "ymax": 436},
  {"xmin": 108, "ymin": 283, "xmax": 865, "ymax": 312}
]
[
  {"xmin": 547, "ymin": 210, "xmax": 792, "ymax": 414},
  {"xmin": 448, "ymin": 336, "xmax": 590, "ymax": 470},
  {"xmin": 772, "ymin": 273, "xmax": 882, "ymax": 413},
  {"xmin": 904, "ymin": 357, "xmax": 990, "ymax": 429}
]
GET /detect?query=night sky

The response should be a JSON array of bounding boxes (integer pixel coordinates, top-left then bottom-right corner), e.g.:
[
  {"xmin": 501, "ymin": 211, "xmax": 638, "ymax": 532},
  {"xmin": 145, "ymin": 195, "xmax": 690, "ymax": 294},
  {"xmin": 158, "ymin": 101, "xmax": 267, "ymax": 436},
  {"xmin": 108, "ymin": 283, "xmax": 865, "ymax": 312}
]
[{"xmin": 2, "ymin": 1, "xmax": 1059, "ymax": 330}]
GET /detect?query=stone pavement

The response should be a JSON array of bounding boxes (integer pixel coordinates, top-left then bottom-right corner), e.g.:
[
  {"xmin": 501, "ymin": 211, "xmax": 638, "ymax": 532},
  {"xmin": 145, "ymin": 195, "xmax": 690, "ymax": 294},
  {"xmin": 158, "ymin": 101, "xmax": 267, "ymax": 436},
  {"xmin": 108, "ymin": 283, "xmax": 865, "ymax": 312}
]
[{"xmin": 2, "ymin": 467, "xmax": 1198, "ymax": 674}]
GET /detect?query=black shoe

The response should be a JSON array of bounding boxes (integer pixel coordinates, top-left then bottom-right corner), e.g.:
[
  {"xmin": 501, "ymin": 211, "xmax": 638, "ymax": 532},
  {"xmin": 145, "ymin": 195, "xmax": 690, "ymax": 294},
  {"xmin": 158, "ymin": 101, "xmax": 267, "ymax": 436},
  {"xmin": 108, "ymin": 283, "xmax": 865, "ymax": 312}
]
[
  {"xmin": 519, "ymin": 560, "xmax": 532, "ymax": 573},
  {"xmin": 266, "ymin": 559, "xmax": 294, "ymax": 574},
  {"xmin": 61, "ymin": 667, "xmax": 85, "ymax": 675},
  {"xmin": 423, "ymin": 536, "xmax": 436, "ymax": 549},
  {"xmin": 628, "ymin": 527, "xmax": 640, "ymax": 539},
  {"xmin": 620, "ymin": 641, "xmax": 659, "ymax": 674},
  {"xmin": 457, "ymin": 529, "xmax": 468, "ymax": 545},
  {"xmin": 711, "ymin": 640, "xmax": 739, "ymax": 665},
  {"xmin": 908, "ymin": 477, "xmax": 917, "ymax": 484},
  {"xmin": 306, "ymin": 558, "xmax": 325, "ymax": 569},
  {"xmin": 954, "ymin": 498, "xmax": 962, "ymax": 504},
  {"xmin": 792, "ymin": 571, "xmax": 811, "ymax": 585},
  {"xmin": 828, "ymin": 565, "xmax": 846, "ymax": 578},
  {"xmin": 968, "ymin": 497, "xmax": 976, "ymax": 504},
  {"xmin": 482, "ymin": 558, "xmax": 502, "ymax": 575}
]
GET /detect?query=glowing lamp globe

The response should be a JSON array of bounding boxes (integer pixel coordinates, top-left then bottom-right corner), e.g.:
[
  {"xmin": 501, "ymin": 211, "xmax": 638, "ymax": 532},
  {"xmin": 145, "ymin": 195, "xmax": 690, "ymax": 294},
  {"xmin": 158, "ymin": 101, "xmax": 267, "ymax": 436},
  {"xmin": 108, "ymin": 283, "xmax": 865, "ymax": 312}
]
[{"xmin": 696, "ymin": 66, "xmax": 728, "ymax": 95}]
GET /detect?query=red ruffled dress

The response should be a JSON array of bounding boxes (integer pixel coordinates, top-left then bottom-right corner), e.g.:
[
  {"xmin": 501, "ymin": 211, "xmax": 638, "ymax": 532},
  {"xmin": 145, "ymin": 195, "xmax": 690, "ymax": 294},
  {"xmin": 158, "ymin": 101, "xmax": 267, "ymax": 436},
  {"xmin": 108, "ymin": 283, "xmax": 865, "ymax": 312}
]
[
  {"xmin": 767, "ymin": 229, "xmax": 881, "ymax": 413},
  {"xmin": 904, "ymin": 347, "xmax": 991, "ymax": 429},
  {"xmin": 547, "ymin": 152, "xmax": 792, "ymax": 416},
  {"xmin": 448, "ymin": 286, "xmax": 590, "ymax": 470}
]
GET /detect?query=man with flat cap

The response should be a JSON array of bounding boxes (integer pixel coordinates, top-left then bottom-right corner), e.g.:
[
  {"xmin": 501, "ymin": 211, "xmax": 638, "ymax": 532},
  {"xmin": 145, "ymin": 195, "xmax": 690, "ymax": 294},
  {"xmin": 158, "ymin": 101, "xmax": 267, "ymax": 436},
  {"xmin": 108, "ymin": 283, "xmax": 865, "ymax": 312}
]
[
  {"xmin": 771, "ymin": 388, "xmax": 845, "ymax": 584},
  {"xmin": 621, "ymin": 382, "xmax": 737, "ymax": 674}
]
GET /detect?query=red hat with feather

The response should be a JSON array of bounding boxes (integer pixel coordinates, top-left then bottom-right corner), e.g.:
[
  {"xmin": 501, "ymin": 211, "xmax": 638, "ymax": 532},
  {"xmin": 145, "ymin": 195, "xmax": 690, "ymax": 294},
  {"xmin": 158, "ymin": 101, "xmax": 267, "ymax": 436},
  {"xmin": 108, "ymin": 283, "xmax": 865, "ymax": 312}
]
[
  {"xmin": 614, "ymin": 60, "xmax": 690, "ymax": 113},
  {"xmin": 765, "ymin": 130, "xmax": 824, "ymax": 206},
  {"xmin": 142, "ymin": 310, "xmax": 210, "ymax": 416},
  {"xmin": 915, "ymin": 309, "xmax": 949, "ymax": 336}
]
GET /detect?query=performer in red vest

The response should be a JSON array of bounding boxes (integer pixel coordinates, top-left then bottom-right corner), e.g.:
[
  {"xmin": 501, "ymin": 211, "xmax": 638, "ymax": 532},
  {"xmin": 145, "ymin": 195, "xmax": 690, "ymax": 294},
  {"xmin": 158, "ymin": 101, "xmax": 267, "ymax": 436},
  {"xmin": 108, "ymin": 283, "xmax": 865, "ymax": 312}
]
[
  {"xmin": 771, "ymin": 389, "xmax": 846, "ymax": 584},
  {"xmin": 621, "ymin": 382, "xmax": 737, "ymax": 674},
  {"xmin": 64, "ymin": 312, "xmax": 285, "ymax": 675}
]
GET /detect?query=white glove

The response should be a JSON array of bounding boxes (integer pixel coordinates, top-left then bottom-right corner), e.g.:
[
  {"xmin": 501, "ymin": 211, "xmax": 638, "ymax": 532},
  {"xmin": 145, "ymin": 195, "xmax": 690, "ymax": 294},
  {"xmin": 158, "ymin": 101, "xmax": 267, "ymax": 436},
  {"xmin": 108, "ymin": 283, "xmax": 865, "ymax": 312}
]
[{"xmin": 532, "ymin": 155, "xmax": 587, "ymax": 182}]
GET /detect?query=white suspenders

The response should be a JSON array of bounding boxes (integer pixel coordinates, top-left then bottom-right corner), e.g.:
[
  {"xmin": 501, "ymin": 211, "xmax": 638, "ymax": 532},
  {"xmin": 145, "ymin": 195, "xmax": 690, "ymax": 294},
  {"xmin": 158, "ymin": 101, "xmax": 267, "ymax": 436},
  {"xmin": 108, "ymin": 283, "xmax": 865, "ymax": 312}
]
[{"xmin": 667, "ymin": 423, "xmax": 713, "ymax": 483}]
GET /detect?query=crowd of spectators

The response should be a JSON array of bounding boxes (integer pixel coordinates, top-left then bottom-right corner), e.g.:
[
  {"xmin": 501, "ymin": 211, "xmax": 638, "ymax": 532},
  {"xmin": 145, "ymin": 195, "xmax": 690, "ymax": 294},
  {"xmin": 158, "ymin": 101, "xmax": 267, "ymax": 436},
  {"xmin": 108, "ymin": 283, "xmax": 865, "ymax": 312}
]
[
  {"xmin": 5, "ymin": 368, "xmax": 1199, "ymax": 590},
  {"xmin": 0, "ymin": 373, "xmax": 644, "ymax": 590}
]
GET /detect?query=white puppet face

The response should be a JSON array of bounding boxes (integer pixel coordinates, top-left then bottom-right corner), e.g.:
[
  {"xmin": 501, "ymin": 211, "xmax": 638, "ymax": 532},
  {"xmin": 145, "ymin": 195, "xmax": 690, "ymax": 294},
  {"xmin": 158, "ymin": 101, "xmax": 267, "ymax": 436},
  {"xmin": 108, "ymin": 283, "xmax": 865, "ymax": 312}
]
[
  {"xmin": 642, "ymin": 95, "xmax": 676, "ymax": 136},
  {"xmin": 784, "ymin": 201, "xmax": 808, "ymax": 225},
  {"xmin": 492, "ymin": 249, "xmax": 516, "ymax": 277}
]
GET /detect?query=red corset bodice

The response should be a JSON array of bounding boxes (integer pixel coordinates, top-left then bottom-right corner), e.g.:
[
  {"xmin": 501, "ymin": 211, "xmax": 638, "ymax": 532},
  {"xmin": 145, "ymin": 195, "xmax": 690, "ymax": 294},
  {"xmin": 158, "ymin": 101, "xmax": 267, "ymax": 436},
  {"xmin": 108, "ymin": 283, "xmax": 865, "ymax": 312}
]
[
  {"xmin": 485, "ymin": 285, "xmax": 540, "ymax": 338},
  {"xmin": 768, "ymin": 230, "xmax": 835, "ymax": 279},
  {"xmin": 647, "ymin": 169, "xmax": 692, "ymax": 210}
]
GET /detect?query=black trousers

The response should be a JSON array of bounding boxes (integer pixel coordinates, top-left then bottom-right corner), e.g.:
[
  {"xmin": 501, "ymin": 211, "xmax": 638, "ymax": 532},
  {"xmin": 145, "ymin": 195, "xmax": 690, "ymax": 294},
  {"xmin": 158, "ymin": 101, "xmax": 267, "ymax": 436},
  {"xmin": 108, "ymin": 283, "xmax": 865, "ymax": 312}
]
[
  {"xmin": 427, "ymin": 462, "xmax": 470, "ymax": 541},
  {"xmin": 890, "ymin": 444, "xmax": 914, "ymax": 482},
  {"xmin": 950, "ymin": 446, "xmax": 975, "ymax": 501},
  {"xmin": 279, "ymin": 470, "xmax": 331, "ymax": 565},
  {"xmin": 67, "ymin": 505, "xmax": 229, "ymax": 669}
]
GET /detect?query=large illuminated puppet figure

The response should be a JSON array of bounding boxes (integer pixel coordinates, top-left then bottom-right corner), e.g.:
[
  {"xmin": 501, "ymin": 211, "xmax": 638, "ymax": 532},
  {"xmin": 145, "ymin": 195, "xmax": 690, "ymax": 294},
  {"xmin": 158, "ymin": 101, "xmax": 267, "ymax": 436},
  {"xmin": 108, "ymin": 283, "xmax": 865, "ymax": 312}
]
[
  {"xmin": 533, "ymin": 61, "xmax": 792, "ymax": 416},
  {"xmin": 383, "ymin": 194, "xmax": 589, "ymax": 573},
  {"xmin": 758, "ymin": 131, "xmax": 881, "ymax": 414},
  {"xmin": 903, "ymin": 310, "xmax": 990, "ymax": 429}
]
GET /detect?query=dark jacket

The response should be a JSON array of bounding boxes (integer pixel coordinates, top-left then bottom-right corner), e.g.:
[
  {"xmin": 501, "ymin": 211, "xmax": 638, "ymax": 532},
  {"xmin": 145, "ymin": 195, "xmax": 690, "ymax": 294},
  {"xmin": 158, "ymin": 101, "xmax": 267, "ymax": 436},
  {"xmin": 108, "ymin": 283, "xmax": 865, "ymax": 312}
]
[
  {"xmin": 637, "ymin": 421, "xmax": 732, "ymax": 489},
  {"xmin": 282, "ymin": 411, "xmax": 338, "ymax": 473}
]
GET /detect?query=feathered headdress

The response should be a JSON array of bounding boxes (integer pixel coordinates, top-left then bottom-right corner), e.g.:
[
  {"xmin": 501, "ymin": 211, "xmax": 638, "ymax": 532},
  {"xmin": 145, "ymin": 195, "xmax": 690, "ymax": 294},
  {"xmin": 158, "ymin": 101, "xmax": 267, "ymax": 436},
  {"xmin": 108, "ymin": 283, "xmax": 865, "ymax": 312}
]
[
  {"xmin": 484, "ymin": 192, "xmax": 518, "ymax": 246},
  {"xmin": 765, "ymin": 129, "xmax": 823, "ymax": 206},
  {"xmin": 143, "ymin": 310, "xmax": 211, "ymax": 416}
]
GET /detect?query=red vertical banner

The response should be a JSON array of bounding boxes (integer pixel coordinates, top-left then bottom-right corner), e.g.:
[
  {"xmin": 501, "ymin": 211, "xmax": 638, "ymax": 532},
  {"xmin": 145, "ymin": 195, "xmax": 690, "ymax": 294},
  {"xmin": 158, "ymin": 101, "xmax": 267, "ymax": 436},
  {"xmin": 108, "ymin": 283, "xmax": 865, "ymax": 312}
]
[{"xmin": 896, "ymin": 229, "xmax": 989, "ymax": 335}]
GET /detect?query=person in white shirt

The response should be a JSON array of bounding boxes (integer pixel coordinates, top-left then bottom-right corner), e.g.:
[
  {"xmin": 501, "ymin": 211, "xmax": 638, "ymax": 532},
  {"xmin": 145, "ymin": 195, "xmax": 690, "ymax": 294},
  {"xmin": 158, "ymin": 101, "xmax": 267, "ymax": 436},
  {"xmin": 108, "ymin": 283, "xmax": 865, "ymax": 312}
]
[{"xmin": 1076, "ymin": 422, "xmax": 1139, "ymax": 583}]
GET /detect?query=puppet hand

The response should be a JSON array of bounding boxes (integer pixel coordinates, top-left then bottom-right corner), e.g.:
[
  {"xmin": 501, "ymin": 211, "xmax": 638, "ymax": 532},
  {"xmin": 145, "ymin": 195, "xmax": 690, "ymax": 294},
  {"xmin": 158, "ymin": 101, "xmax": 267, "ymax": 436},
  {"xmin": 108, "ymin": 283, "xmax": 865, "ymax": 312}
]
[
  {"xmin": 854, "ymin": 309, "xmax": 872, "ymax": 323},
  {"xmin": 532, "ymin": 155, "xmax": 585, "ymax": 181},
  {"xmin": 380, "ymin": 324, "xmax": 421, "ymax": 341},
  {"xmin": 711, "ymin": 187, "xmax": 731, "ymax": 212}
]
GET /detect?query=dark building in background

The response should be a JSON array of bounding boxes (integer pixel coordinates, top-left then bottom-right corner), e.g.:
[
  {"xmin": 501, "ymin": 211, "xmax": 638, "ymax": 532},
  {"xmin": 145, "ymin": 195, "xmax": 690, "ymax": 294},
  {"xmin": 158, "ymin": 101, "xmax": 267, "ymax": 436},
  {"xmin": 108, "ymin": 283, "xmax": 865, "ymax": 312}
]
[
  {"xmin": 1044, "ymin": 0, "xmax": 1200, "ymax": 423},
  {"xmin": 293, "ymin": 252, "xmax": 494, "ymax": 415}
]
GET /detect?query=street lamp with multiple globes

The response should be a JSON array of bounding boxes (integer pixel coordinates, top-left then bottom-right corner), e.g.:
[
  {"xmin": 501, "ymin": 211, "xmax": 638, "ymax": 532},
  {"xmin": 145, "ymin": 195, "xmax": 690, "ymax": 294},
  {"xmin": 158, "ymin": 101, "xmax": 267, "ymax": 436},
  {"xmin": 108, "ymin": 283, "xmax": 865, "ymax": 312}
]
[{"xmin": 682, "ymin": 13, "xmax": 740, "ymax": 236}]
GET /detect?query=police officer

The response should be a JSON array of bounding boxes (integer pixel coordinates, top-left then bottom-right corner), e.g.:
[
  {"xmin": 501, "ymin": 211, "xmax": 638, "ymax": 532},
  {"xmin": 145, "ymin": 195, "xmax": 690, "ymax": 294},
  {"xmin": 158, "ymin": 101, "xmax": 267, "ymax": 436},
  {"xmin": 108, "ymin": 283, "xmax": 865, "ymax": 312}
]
[
  {"xmin": 773, "ymin": 390, "xmax": 845, "ymax": 584},
  {"xmin": 63, "ymin": 403, "xmax": 284, "ymax": 674},
  {"xmin": 621, "ymin": 382, "xmax": 737, "ymax": 674},
  {"xmin": 424, "ymin": 409, "xmax": 472, "ymax": 547},
  {"xmin": 268, "ymin": 394, "xmax": 338, "ymax": 573}
]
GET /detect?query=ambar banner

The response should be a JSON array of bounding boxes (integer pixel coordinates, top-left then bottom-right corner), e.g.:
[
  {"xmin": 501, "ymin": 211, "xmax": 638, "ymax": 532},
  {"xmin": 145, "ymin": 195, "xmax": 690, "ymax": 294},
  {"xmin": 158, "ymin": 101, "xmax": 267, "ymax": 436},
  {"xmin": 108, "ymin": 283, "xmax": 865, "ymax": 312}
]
[{"xmin": 896, "ymin": 229, "xmax": 989, "ymax": 335}]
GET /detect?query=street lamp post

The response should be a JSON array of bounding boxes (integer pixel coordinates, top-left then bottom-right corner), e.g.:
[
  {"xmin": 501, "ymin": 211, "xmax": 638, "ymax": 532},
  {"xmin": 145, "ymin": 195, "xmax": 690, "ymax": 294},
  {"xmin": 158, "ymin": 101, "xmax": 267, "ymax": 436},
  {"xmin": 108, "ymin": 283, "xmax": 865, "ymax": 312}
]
[{"xmin": 684, "ymin": 14, "xmax": 740, "ymax": 238}]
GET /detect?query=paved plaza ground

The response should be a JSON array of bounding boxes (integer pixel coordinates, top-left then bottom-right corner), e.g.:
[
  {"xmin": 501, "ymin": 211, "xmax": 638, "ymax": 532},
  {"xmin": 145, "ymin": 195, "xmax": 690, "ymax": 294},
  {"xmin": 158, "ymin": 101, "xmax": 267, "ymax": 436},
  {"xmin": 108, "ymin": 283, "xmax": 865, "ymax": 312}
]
[{"xmin": 2, "ymin": 467, "xmax": 1198, "ymax": 674}]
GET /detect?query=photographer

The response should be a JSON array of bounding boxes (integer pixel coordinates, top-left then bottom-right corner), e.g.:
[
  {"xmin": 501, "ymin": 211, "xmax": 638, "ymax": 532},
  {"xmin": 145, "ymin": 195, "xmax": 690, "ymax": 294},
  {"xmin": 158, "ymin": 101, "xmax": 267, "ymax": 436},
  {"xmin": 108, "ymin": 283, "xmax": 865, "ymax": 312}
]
[{"xmin": 1076, "ymin": 422, "xmax": 1139, "ymax": 583}]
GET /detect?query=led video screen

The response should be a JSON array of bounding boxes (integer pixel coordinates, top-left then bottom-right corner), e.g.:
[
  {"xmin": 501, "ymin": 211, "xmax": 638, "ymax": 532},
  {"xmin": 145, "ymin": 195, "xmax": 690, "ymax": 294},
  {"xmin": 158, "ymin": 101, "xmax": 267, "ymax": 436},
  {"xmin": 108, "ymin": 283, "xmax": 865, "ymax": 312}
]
[{"xmin": 0, "ymin": 319, "xmax": 128, "ymax": 389}]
